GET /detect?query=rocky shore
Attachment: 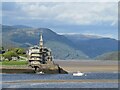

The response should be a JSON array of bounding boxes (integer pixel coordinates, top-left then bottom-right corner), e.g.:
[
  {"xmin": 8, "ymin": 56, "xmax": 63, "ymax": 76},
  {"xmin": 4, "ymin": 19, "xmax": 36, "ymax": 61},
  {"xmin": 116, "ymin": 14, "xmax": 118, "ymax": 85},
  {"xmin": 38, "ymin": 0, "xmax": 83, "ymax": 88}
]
[{"xmin": 1, "ymin": 65, "xmax": 68, "ymax": 74}]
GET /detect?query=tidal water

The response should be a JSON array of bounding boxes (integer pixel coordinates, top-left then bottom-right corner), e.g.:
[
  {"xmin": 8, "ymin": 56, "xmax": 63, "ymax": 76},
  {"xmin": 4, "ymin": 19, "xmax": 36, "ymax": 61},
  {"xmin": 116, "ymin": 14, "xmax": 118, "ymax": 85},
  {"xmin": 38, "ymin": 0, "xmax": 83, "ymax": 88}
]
[{"xmin": 2, "ymin": 72, "xmax": 119, "ymax": 88}]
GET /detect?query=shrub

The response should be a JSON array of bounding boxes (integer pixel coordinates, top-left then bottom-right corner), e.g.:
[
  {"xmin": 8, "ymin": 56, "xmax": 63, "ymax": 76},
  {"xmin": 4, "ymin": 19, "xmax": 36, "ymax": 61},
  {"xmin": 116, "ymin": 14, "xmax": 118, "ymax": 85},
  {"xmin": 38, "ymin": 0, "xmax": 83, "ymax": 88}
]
[{"xmin": 3, "ymin": 51, "xmax": 18, "ymax": 61}]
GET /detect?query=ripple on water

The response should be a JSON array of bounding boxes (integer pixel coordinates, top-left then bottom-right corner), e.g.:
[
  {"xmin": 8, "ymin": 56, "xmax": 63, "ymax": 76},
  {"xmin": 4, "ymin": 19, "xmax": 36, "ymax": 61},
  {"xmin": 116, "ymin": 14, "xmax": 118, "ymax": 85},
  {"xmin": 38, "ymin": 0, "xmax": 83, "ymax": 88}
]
[
  {"xmin": 2, "ymin": 72, "xmax": 118, "ymax": 81},
  {"xmin": 2, "ymin": 82, "xmax": 118, "ymax": 88}
]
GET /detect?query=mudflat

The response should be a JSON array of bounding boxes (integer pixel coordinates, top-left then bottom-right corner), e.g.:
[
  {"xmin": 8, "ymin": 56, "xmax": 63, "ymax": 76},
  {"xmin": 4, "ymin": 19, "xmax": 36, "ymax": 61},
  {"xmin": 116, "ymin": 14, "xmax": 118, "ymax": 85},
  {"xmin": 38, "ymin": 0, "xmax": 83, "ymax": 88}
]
[
  {"xmin": 54, "ymin": 60, "xmax": 118, "ymax": 73},
  {"xmin": 1, "ymin": 60, "xmax": 118, "ymax": 73}
]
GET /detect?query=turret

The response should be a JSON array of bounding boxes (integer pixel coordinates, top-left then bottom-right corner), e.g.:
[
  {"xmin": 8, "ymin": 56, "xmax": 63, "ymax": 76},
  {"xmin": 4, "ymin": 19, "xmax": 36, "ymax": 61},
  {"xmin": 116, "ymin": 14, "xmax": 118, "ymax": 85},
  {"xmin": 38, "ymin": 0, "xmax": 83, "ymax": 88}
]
[{"xmin": 40, "ymin": 32, "xmax": 43, "ymax": 48}]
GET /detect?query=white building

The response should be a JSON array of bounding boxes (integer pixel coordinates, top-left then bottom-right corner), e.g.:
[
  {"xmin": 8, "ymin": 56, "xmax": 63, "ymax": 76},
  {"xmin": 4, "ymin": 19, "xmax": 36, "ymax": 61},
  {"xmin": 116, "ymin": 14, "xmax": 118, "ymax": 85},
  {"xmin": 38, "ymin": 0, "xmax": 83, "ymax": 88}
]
[{"xmin": 28, "ymin": 33, "xmax": 53, "ymax": 66}]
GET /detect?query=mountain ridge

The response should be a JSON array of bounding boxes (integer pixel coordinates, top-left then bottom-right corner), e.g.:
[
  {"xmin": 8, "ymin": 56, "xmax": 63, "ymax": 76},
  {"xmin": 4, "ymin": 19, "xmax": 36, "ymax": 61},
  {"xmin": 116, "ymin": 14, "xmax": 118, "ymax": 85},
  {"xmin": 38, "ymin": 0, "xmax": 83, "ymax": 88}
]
[
  {"xmin": 2, "ymin": 24, "xmax": 118, "ymax": 60},
  {"xmin": 2, "ymin": 25, "xmax": 89, "ymax": 60},
  {"xmin": 65, "ymin": 34, "xmax": 118, "ymax": 58}
]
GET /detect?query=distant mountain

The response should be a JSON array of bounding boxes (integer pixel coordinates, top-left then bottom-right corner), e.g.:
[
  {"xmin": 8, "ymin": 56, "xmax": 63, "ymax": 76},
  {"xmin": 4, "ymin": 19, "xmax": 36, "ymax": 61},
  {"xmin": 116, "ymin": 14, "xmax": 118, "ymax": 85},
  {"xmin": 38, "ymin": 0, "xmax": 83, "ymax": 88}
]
[
  {"xmin": 64, "ymin": 34, "xmax": 102, "ymax": 41},
  {"xmin": 65, "ymin": 34, "xmax": 118, "ymax": 58},
  {"xmin": 12, "ymin": 25, "xmax": 32, "ymax": 29},
  {"xmin": 2, "ymin": 25, "xmax": 88, "ymax": 60},
  {"xmin": 2, "ymin": 25, "xmax": 118, "ymax": 59},
  {"xmin": 95, "ymin": 51, "xmax": 120, "ymax": 60}
]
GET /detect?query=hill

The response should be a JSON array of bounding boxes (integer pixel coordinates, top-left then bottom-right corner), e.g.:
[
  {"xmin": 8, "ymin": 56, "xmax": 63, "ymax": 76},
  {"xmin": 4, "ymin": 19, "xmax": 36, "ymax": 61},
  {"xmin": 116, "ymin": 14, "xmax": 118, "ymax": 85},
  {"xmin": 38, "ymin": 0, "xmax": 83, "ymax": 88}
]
[
  {"xmin": 2, "ymin": 25, "xmax": 88, "ymax": 60},
  {"xmin": 95, "ymin": 51, "xmax": 120, "ymax": 60},
  {"xmin": 65, "ymin": 34, "xmax": 118, "ymax": 58},
  {"xmin": 44, "ymin": 41, "xmax": 88, "ymax": 60}
]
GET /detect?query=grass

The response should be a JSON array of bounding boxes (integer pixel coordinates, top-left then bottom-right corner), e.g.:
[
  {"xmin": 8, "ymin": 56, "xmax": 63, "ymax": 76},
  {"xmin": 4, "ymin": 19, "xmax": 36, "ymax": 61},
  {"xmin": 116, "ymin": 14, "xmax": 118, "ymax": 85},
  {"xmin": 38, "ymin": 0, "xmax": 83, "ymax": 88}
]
[{"xmin": 1, "ymin": 60, "xmax": 28, "ymax": 65}]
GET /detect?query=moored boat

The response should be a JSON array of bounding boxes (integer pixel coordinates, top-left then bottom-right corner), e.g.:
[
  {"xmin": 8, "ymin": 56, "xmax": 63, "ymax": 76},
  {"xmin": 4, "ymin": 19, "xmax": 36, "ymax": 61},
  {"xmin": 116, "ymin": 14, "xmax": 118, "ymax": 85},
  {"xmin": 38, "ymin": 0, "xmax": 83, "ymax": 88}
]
[{"xmin": 73, "ymin": 71, "xmax": 84, "ymax": 76}]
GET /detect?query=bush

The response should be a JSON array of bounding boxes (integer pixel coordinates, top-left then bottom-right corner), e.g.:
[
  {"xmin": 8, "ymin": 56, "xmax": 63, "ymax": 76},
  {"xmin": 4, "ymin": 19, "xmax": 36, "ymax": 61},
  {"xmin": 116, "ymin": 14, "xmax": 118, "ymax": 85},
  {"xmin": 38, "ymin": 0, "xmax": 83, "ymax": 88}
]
[
  {"xmin": 17, "ymin": 48, "xmax": 26, "ymax": 55},
  {"xmin": 10, "ymin": 48, "xmax": 26, "ymax": 55},
  {"xmin": 0, "ymin": 47, "xmax": 4, "ymax": 50},
  {"xmin": 3, "ymin": 51, "xmax": 18, "ymax": 61}
]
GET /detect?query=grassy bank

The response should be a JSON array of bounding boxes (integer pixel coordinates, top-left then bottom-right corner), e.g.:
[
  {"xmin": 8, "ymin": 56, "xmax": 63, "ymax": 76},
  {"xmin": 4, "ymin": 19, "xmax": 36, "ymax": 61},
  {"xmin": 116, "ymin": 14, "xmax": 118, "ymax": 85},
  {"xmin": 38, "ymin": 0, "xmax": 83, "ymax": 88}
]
[{"xmin": 0, "ymin": 60, "xmax": 28, "ymax": 65}]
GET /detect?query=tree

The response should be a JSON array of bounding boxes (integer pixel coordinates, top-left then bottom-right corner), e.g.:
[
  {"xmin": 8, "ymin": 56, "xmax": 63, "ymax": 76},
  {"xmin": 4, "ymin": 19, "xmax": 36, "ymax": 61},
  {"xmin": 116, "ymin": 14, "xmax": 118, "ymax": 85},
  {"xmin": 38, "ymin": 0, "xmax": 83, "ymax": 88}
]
[
  {"xmin": 0, "ymin": 47, "xmax": 4, "ymax": 50},
  {"xmin": 9, "ymin": 48, "xmax": 19, "ymax": 53},
  {"xmin": 3, "ymin": 51, "xmax": 18, "ymax": 61},
  {"xmin": 17, "ymin": 48, "xmax": 26, "ymax": 55},
  {"xmin": 10, "ymin": 48, "xmax": 26, "ymax": 55}
]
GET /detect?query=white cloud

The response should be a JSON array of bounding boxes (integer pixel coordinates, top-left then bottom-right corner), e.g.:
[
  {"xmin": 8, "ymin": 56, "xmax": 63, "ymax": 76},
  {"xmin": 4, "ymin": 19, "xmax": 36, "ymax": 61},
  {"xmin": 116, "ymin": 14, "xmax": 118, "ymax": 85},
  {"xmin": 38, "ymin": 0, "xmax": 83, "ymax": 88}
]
[
  {"xmin": 58, "ymin": 32, "xmax": 118, "ymax": 39},
  {"xmin": 2, "ymin": 2, "xmax": 118, "ymax": 39},
  {"xmin": 82, "ymin": 32, "xmax": 118, "ymax": 39},
  {"xmin": 15, "ymin": 2, "xmax": 117, "ymax": 26}
]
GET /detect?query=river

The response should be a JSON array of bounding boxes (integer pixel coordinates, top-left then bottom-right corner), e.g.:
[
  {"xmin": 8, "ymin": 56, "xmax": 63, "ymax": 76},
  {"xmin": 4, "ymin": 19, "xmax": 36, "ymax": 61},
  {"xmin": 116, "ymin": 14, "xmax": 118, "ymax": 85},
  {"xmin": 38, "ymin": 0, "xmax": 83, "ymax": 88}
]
[{"xmin": 2, "ymin": 72, "xmax": 119, "ymax": 88}]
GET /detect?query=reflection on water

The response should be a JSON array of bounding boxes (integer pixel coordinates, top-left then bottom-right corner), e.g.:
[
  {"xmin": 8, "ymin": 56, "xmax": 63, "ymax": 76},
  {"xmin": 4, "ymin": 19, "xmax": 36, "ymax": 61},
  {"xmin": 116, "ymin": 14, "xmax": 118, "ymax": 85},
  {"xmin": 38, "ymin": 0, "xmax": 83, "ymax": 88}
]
[{"xmin": 2, "ymin": 72, "xmax": 119, "ymax": 88}]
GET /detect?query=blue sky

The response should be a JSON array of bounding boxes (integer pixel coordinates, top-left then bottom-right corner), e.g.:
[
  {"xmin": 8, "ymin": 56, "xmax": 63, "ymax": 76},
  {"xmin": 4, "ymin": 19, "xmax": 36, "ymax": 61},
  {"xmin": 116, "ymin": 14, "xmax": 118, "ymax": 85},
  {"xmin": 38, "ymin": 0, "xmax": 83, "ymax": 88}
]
[{"xmin": 2, "ymin": 2, "xmax": 118, "ymax": 39}]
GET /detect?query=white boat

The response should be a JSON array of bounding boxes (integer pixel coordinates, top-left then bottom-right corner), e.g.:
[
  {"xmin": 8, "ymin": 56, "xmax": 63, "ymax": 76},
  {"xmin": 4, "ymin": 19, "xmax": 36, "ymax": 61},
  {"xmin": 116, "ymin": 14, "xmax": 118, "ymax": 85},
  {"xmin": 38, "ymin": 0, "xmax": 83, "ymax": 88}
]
[
  {"xmin": 36, "ymin": 71, "xmax": 44, "ymax": 74},
  {"xmin": 73, "ymin": 71, "xmax": 84, "ymax": 76}
]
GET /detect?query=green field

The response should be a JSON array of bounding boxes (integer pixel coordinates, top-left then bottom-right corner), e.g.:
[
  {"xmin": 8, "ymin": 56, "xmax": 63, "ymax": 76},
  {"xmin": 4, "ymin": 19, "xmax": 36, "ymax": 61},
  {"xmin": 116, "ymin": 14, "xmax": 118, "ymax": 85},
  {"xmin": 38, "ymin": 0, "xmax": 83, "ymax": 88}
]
[{"xmin": 0, "ymin": 60, "xmax": 28, "ymax": 65}]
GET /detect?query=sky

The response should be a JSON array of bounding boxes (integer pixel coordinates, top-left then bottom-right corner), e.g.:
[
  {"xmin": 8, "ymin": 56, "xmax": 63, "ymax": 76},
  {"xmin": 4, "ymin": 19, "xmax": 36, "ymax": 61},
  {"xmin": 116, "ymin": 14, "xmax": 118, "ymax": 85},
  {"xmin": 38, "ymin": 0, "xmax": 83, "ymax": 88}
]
[{"xmin": 2, "ymin": 2, "xmax": 118, "ymax": 39}]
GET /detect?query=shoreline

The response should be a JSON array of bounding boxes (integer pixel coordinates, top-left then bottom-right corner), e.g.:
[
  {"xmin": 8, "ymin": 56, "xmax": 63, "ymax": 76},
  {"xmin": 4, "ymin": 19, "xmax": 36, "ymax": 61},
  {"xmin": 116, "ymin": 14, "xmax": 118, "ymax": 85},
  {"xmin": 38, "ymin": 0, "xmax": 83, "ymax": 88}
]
[
  {"xmin": 54, "ymin": 60, "xmax": 118, "ymax": 73},
  {"xmin": 1, "ymin": 60, "xmax": 118, "ymax": 74}
]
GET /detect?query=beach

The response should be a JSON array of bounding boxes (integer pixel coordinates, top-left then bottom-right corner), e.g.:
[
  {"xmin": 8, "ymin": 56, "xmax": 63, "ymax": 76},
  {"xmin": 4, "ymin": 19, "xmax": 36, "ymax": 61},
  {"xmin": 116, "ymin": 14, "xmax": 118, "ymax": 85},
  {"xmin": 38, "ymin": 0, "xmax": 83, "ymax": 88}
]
[{"xmin": 54, "ymin": 60, "xmax": 118, "ymax": 73}]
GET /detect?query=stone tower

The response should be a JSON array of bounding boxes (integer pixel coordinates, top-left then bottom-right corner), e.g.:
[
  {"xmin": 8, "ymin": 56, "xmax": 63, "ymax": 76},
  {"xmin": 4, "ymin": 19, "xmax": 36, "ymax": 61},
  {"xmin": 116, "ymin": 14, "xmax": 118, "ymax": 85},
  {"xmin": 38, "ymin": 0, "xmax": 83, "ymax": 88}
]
[{"xmin": 28, "ymin": 32, "xmax": 54, "ymax": 72}]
